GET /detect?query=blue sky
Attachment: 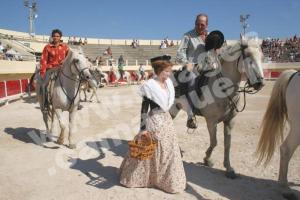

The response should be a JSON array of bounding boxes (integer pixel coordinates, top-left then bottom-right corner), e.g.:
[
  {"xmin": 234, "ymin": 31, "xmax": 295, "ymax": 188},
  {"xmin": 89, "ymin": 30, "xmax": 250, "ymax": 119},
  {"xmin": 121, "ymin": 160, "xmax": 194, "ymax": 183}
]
[{"xmin": 1, "ymin": 0, "xmax": 300, "ymax": 40}]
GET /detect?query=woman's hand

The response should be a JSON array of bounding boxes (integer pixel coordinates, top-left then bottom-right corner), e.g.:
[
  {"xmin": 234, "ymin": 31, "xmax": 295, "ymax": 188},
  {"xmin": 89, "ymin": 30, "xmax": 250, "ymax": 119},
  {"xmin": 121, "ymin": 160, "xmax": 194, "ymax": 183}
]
[
  {"xmin": 186, "ymin": 63, "xmax": 194, "ymax": 71},
  {"xmin": 135, "ymin": 130, "xmax": 147, "ymax": 140}
]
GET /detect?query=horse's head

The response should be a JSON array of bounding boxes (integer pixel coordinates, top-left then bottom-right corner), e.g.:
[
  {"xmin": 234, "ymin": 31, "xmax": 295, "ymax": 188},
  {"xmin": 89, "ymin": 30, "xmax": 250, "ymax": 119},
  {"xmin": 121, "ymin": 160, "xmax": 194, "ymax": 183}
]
[
  {"xmin": 68, "ymin": 50, "xmax": 92, "ymax": 81},
  {"xmin": 221, "ymin": 36, "xmax": 264, "ymax": 90}
]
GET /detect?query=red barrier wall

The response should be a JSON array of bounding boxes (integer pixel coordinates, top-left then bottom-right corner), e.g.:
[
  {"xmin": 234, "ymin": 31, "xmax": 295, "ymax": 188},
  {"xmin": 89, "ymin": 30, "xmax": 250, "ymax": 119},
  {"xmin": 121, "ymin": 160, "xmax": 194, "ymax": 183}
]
[{"xmin": 0, "ymin": 79, "xmax": 29, "ymax": 99}]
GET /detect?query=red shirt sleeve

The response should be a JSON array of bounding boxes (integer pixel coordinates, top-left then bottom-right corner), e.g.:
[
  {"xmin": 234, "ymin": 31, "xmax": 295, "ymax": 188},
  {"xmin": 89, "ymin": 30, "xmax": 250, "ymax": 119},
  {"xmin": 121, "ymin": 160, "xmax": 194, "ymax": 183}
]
[{"xmin": 40, "ymin": 45, "xmax": 49, "ymax": 78}]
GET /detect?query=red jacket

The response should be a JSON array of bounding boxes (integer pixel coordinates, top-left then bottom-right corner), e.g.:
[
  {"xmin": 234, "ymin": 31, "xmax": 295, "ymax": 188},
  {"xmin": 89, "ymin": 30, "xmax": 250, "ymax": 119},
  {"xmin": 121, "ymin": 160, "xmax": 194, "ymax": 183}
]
[{"xmin": 40, "ymin": 43, "xmax": 69, "ymax": 78}]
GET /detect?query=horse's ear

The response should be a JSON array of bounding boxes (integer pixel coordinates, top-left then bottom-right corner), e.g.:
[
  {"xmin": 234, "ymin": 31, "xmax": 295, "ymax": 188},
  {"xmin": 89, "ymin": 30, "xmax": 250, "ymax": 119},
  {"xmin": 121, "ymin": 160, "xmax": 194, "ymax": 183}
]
[
  {"xmin": 240, "ymin": 34, "xmax": 244, "ymax": 41},
  {"xmin": 240, "ymin": 34, "xmax": 247, "ymax": 45}
]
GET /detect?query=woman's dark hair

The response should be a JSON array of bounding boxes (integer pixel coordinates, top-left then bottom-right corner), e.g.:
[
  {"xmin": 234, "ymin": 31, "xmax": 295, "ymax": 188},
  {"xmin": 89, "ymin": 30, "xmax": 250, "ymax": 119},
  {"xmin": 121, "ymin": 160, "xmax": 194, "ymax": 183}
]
[
  {"xmin": 51, "ymin": 29, "xmax": 62, "ymax": 37},
  {"xmin": 151, "ymin": 60, "xmax": 173, "ymax": 75}
]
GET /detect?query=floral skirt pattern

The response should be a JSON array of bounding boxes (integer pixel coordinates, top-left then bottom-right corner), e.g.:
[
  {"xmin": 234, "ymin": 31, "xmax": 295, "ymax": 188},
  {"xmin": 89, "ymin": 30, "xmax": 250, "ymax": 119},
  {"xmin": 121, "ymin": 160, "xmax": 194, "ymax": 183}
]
[{"xmin": 119, "ymin": 111, "xmax": 186, "ymax": 193}]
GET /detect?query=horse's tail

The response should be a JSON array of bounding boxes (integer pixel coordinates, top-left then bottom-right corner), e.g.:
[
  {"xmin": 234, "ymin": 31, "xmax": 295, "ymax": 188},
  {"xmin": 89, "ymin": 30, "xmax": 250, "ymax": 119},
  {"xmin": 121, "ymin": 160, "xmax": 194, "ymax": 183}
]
[{"xmin": 256, "ymin": 70, "xmax": 296, "ymax": 166}]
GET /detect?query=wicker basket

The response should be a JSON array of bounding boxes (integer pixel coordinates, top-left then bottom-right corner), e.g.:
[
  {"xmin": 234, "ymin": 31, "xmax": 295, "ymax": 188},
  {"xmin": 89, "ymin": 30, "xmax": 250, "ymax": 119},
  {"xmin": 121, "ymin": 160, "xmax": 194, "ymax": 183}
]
[{"xmin": 128, "ymin": 132, "xmax": 157, "ymax": 160}]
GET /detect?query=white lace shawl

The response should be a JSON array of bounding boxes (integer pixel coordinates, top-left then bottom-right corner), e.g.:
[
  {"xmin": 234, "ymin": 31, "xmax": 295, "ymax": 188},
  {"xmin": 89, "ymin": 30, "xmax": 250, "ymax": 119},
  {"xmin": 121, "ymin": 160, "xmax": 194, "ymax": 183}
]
[{"xmin": 138, "ymin": 78, "xmax": 175, "ymax": 112}]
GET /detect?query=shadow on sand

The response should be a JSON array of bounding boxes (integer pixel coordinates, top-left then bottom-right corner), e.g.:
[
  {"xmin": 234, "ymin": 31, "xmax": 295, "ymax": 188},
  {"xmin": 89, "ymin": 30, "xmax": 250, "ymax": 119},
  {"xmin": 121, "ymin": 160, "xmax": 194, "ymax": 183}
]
[
  {"xmin": 184, "ymin": 161, "xmax": 300, "ymax": 200},
  {"xmin": 4, "ymin": 127, "xmax": 59, "ymax": 149},
  {"xmin": 68, "ymin": 138, "xmax": 299, "ymax": 199},
  {"xmin": 69, "ymin": 138, "xmax": 128, "ymax": 189},
  {"xmin": 5, "ymin": 131, "xmax": 298, "ymax": 199}
]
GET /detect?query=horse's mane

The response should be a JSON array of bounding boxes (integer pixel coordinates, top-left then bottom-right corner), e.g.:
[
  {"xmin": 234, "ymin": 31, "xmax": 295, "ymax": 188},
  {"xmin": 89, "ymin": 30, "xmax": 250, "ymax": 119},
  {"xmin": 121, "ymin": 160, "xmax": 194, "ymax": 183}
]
[
  {"xmin": 245, "ymin": 40, "xmax": 263, "ymax": 59},
  {"xmin": 62, "ymin": 48, "xmax": 86, "ymax": 67},
  {"xmin": 219, "ymin": 39, "xmax": 262, "ymax": 62}
]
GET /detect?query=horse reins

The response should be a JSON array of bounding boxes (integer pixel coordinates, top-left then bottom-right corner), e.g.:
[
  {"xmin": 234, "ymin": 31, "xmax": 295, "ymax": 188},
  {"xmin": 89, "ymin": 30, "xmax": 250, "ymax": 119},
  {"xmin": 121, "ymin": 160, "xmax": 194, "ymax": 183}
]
[
  {"xmin": 216, "ymin": 52, "xmax": 262, "ymax": 113},
  {"xmin": 57, "ymin": 61, "xmax": 90, "ymax": 110}
]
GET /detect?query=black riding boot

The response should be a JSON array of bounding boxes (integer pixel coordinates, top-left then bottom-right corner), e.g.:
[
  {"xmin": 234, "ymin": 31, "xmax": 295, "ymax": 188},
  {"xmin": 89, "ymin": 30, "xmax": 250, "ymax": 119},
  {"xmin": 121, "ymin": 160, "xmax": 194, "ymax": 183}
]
[{"xmin": 41, "ymin": 86, "xmax": 49, "ymax": 113}]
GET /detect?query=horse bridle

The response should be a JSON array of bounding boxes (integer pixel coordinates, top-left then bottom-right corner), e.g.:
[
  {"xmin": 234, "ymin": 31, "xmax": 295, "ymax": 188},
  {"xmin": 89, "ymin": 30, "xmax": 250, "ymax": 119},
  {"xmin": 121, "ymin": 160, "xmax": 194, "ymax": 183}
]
[
  {"xmin": 60, "ymin": 60, "xmax": 90, "ymax": 81},
  {"xmin": 58, "ymin": 59, "xmax": 90, "ymax": 109},
  {"xmin": 215, "ymin": 44, "xmax": 262, "ymax": 112}
]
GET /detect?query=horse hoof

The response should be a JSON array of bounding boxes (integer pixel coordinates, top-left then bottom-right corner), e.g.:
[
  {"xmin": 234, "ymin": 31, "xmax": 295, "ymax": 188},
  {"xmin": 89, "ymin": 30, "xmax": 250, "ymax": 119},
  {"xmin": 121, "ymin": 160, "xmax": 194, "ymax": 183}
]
[
  {"xmin": 57, "ymin": 139, "xmax": 64, "ymax": 145},
  {"xmin": 46, "ymin": 137, "xmax": 53, "ymax": 142},
  {"xmin": 69, "ymin": 144, "xmax": 76, "ymax": 149},
  {"xmin": 204, "ymin": 159, "xmax": 214, "ymax": 167},
  {"xmin": 225, "ymin": 170, "xmax": 237, "ymax": 179}
]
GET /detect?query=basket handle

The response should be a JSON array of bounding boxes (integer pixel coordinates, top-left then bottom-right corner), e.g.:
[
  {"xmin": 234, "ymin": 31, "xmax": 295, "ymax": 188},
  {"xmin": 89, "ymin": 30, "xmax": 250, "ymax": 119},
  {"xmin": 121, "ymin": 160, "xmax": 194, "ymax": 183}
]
[{"xmin": 134, "ymin": 131, "xmax": 156, "ymax": 144}]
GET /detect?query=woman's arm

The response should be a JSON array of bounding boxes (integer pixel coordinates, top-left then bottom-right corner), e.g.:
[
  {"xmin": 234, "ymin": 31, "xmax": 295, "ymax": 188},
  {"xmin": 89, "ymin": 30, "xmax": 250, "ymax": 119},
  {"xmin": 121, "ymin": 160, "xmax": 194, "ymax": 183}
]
[{"xmin": 140, "ymin": 96, "xmax": 150, "ymax": 131}]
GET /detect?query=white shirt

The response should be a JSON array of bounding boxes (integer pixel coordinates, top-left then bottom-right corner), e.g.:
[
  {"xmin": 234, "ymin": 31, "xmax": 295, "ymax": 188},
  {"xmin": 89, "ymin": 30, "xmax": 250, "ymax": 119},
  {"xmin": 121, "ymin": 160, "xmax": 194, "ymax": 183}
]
[{"xmin": 139, "ymin": 77, "xmax": 175, "ymax": 112}]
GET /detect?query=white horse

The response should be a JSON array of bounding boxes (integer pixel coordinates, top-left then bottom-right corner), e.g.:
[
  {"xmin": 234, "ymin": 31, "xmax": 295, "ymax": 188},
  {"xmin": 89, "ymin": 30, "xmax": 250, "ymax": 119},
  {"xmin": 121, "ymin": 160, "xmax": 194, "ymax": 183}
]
[
  {"xmin": 136, "ymin": 70, "xmax": 148, "ymax": 84},
  {"xmin": 80, "ymin": 66, "xmax": 103, "ymax": 103},
  {"xmin": 36, "ymin": 49, "xmax": 93, "ymax": 149},
  {"xmin": 257, "ymin": 69, "xmax": 300, "ymax": 199},
  {"xmin": 110, "ymin": 65, "xmax": 131, "ymax": 86},
  {"xmin": 170, "ymin": 36, "xmax": 264, "ymax": 178},
  {"xmin": 80, "ymin": 77, "xmax": 100, "ymax": 103},
  {"xmin": 101, "ymin": 72, "xmax": 109, "ymax": 85}
]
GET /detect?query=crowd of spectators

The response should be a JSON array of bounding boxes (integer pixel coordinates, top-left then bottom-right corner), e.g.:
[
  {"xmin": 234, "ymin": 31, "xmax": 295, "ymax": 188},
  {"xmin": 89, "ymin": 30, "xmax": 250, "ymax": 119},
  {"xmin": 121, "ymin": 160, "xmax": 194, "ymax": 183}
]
[
  {"xmin": 131, "ymin": 39, "xmax": 139, "ymax": 48},
  {"xmin": 67, "ymin": 36, "xmax": 88, "ymax": 45},
  {"xmin": 103, "ymin": 46, "xmax": 112, "ymax": 56},
  {"xmin": 0, "ymin": 42, "xmax": 23, "ymax": 61},
  {"xmin": 160, "ymin": 37, "xmax": 174, "ymax": 49},
  {"xmin": 95, "ymin": 56, "xmax": 105, "ymax": 66},
  {"xmin": 261, "ymin": 35, "xmax": 300, "ymax": 62}
]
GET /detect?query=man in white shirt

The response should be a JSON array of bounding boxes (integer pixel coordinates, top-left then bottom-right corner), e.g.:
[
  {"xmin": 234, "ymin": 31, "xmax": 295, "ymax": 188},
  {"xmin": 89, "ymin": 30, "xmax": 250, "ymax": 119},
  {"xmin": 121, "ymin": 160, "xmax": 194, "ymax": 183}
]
[
  {"xmin": 176, "ymin": 13, "xmax": 209, "ymax": 129},
  {"xmin": 176, "ymin": 13, "xmax": 224, "ymax": 129},
  {"xmin": 0, "ymin": 42, "xmax": 4, "ymax": 53},
  {"xmin": 139, "ymin": 63, "xmax": 145, "ymax": 79}
]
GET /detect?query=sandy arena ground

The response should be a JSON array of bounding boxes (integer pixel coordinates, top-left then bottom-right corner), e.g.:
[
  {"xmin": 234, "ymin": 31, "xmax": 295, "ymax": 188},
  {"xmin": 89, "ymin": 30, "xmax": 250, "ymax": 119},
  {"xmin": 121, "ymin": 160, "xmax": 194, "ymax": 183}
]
[{"xmin": 0, "ymin": 81, "xmax": 299, "ymax": 200}]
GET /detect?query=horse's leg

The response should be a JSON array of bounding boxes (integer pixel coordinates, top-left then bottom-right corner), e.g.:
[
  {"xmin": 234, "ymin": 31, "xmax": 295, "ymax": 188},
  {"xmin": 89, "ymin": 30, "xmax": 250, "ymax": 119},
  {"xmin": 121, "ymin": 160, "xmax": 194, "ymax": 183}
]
[
  {"xmin": 42, "ymin": 111, "xmax": 50, "ymax": 133},
  {"xmin": 37, "ymin": 82, "xmax": 50, "ymax": 136},
  {"xmin": 127, "ymin": 74, "xmax": 130, "ymax": 85},
  {"xmin": 84, "ymin": 88, "xmax": 87, "ymax": 102},
  {"xmin": 279, "ymin": 122, "xmax": 300, "ymax": 198},
  {"xmin": 128, "ymin": 74, "xmax": 132, "ymax": 85},
  {"xmin": 223, "ymin": 119, "xmax": 237, "ymax": 179},
  {"xmin": 48, "ymin": 107, "xmax": 55, "ymax": 142},
  {"xmin": 68, "ymin": 108, "xmax": 77, "ymax": 149},
  {"xmin": 88, "ymin": 86, "xmax": 95, "ymax": 102},
  {"xmin": 204, "ymin": 120, "xmax": 217, "ymax": 167},
  {"xmin": 89, "ymin": 87, "xmax": 94, "ymax": 102},
  {"xmin": 92, "ymin": 87, "xmax": 100, "ymax": 103},
  {"xmin": 28, "ymin": 72, "xmax": 35, "ymax": 96},
  {"xmin": 79, "ymin": 89, "xmax": 82, "ymax": 101},
  {"xmin": 55, "ymin": 109, "xmax": 66, "ymax": 145}
]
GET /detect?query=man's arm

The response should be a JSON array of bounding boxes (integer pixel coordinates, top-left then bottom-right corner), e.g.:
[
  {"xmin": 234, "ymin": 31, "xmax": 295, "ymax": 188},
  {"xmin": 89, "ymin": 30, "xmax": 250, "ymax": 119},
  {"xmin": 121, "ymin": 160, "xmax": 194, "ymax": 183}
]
[
  {"xmin": 176, "ymin": 34, "xmax": 190, "ymax": 65},
  {"xmin": 39, "ymin": 46, "xmax": 49, "ymax": 78}
]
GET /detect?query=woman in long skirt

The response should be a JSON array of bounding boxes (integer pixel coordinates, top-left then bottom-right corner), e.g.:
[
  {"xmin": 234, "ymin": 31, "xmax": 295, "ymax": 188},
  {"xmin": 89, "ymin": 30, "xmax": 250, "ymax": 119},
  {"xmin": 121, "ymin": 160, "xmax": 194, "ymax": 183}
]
[{"xmin": 119, "ymin": 55, "xmax": 186, "ymax": 193}]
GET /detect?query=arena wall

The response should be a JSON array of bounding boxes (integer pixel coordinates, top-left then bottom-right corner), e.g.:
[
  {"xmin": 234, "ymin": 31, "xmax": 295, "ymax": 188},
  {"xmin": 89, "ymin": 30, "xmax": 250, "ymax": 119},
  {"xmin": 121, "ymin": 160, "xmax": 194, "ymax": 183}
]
[
  {"xmin": 0, "ymin": 28, "xmax": 298, "ymax": 105},
  {"xmin": 0, "ymin": 59, "xmax": 299, "ymax": 105}
]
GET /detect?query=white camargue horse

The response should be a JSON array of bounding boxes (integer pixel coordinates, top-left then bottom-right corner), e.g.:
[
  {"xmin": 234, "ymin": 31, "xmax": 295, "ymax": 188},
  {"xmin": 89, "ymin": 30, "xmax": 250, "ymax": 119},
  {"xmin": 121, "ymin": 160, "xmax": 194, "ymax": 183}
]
[
  {"xmin": 257, "ymin": 69, "xmax": 300, "ymax": 199},
  {"xmin": 170, "ymin": 36, "xmax": 264, "ymax": 178},
  {"xmin": 36, "ymin": 49, "xmax": 93, "ymax": 149},
  {"xmin": 80, "ymin": 75, "xmax": 100, "ymax": 103},
  {"xmin": 136, "ymin": 70, "xmax": 148, "ymax": 84},
  {"xmin": 130, "ymin": 71, "xmax": 148, "ymax": 84},
  {"xmin": 110, "ymin": 65, "xmax": 132, "ymax": 86},
  {"xmin": 80, "ymin": 65, "xmax": 102, "ymax": 103}
]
